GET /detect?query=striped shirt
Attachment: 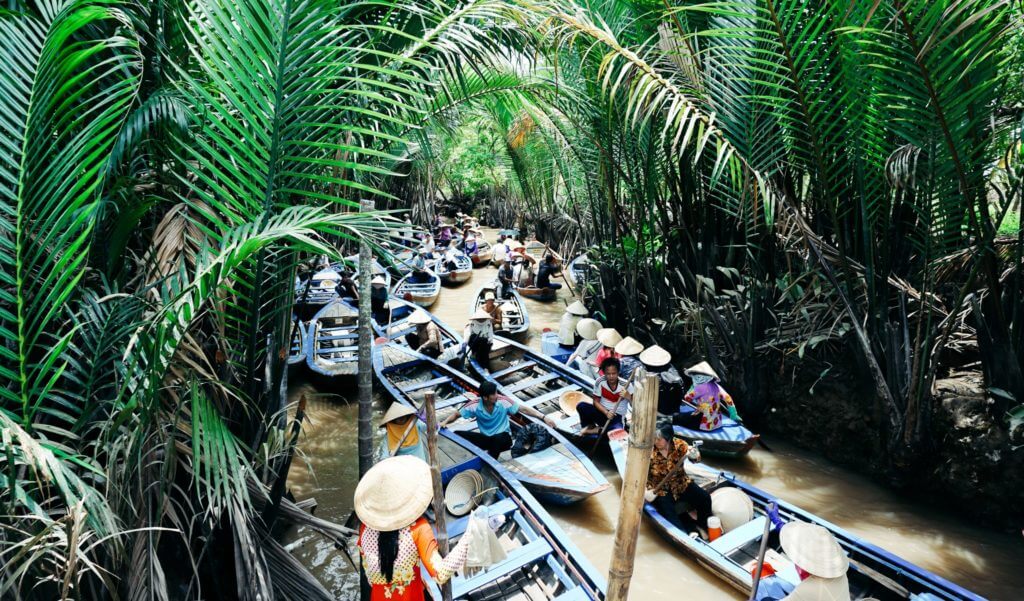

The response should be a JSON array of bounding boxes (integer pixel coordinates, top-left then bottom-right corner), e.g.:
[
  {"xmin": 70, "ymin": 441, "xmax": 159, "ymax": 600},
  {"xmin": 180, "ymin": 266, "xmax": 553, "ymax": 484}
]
[{"xmin": 592, "ymin": 376, "xmax": 633, "ymax": 415}]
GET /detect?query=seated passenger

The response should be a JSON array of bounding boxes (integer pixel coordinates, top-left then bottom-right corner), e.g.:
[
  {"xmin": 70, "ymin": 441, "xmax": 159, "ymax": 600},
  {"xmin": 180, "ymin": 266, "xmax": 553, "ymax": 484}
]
[
  {"xmin": 643, "ymin": 424, "xmax": 713, "ymax": 535},
  {"xmin": 614, "ymin": 336, "xmax": 644, "ymax": 380},
  {"xmin": 672, "ymin": 361, "xmax": 741, "ymax": 431},
  {"xmin": 567, "ymin": 318, "xmax": 603, "ymax": 379},
  {"xmin": 440, "ymin": 381, "xmax": 554, "ymax": 459},
  {"xmin": 577, "ymin": 357, "xmax": 632, "ymax": 436},
  {"xmin": 406, "ymin": 310, "xmax": 442, "ymax": 358}
]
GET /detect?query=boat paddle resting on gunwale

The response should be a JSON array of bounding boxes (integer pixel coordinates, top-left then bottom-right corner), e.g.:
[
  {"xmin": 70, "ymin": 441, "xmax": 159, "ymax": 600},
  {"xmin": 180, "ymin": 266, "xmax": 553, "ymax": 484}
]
[
  {"xmin": 472, "ymin": 280, "xmax": 530, "ymax": 340},
  {"xmin": 392, "ymin": 269, "xmax": 442, "ymax": 308},
  {"xmin": 374, "ymin": 343, "xmax": 610, "ymax": 506},
  {"xmin": 306, "ymin": 298, "xmax": 359, "ymax": 378},
  {"xmin": 606, "ymin": 429, "xmax": 983, "ymax": 601},
  {"xmin": 421, "ymin": 430, "xmax": 606, "ymax": 600}
]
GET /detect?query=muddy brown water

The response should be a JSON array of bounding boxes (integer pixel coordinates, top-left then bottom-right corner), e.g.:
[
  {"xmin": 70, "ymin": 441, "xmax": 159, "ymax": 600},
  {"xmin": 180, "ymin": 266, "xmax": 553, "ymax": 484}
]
[{"xmin": 285, "ymin": 229, "xmax": 1023, "ymax": 600}]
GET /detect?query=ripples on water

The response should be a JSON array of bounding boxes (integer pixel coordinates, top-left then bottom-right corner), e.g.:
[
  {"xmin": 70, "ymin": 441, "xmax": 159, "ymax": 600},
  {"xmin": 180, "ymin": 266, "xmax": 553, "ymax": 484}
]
[{"xmin": 283, "ymin": 230, "xmax": 1023, "ymax": 600}]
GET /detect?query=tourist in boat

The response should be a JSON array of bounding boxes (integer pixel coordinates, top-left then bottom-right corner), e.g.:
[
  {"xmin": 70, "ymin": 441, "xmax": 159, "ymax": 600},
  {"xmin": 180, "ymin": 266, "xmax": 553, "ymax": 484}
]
[
  {"xmin": 463, "ymin": 233, "xmax": 478, "ymax": 256},
  {"xmin": 776, "ymin": 523, "xmax": 852, "ymax": 601},
  {"xmin": 492, "ymin": 236, "xmax": 508, "ymax": 266},
  {"xmin": 594, "ymin": 328, "xmax": 622, "ymax": 375},
  {"xmin": 672, "ymin": 361, "xmax": 741, "ymax": 430},
  {"xmin": 642, "ymin": 423, "xmax": 713, "ymax": 536},
  {"xmin": 578, "ymin": 357, "xmax": 633, "ymax": 436},
  {"xmin": 420, "ymin": 231, "xmax": 435, "ymax": 255},
  {"xmin": 567, "ymin": 318, "xmax": 603, "ymax": 378},
  {"xmin": 439, "ymin": 381, "xmax": 555, "ymax": 458},
  {"xmin": 536, "ymin": 254, "xmax": 562, "ymax": 290},
  {"xmin": 335, "ymin": 268, "xmax": 359, "ymax": 300},
  {"xmin": 480, "ymin": 292, "xmax": 503, "ymax": 330},
  {"xmin": 407, "ymin": 310, "xmax": 442, "ymax": 358},
  {"xmin": 513, "ymin": 249, "xmax": 536, "ymax": 287},
  {"xmin": 378, "ymin": 404, "xmax": 427, "ymax": 461},
  {"xmin": 558, "ymin": 301, "xmax": 589, "ymax": 346},
  {"xmin": 409, "ymin": 251, "xmax": 431, "ymax": 284},
  {"xmin": 436, "ymin": 224, "xmax": 452, "ymax": 247},
  {"xmin": 371, "ymin": 275, "xmax": 389, "ymax": 323},
  {"xmin": 355, "ymin": 456, "xmax": 473, "ymax": 601},
  {"xmin": 640, "ymin": 345, "xmax": 686, "ymax": 416},
  {"xmin": 463, "ymin": 308, "xmax": 495, "ymax": 366},
  {"xmin": 614, "ymin": 336, "xmax": 644, "ymax": 380},
  {"xmin": 498, "ymin": 255, "xmax": 517, "ymax": 298}
]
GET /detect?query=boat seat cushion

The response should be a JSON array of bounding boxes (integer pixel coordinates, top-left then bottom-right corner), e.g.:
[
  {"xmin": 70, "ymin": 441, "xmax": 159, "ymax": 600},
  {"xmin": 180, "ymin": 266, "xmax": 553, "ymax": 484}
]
[{"xmin": 709, "ymin": 515, "xmax": 767, "ymax": 555}]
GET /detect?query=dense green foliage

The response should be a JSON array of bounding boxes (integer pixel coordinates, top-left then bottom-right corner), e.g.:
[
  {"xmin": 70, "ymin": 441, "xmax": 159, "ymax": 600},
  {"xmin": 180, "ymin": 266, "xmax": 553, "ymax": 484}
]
[{"xmin": 1, "ymin": 0, "xmax": 1022, "ymax": 598}]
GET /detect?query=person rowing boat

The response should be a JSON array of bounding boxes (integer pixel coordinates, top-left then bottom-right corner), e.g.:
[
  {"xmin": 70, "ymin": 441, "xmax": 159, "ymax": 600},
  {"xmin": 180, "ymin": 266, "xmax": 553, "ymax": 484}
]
[
  {"xmin": 671, "ymin": 361, "xmax": 742, "ymax": 430},
  {"xmin": 578, "ymin": 357, "xmax": 632, "ymax": 437},
  {"xmin": 643, "ymin": 423, "xmax": 712, "ymax": 536}
]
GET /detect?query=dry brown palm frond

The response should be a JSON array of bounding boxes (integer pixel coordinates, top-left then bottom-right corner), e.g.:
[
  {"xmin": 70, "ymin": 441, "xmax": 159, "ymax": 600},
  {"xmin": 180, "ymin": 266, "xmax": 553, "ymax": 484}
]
[{"xmin": 143, "ymin": 202, "xmax": 211, "ymax": 298}]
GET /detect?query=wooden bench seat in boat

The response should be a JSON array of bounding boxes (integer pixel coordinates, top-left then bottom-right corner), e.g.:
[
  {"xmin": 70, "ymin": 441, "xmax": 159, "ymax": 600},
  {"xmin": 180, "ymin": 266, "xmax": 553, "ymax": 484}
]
[
  {"xmin": 445, "ymin": 498, "xmax": 518, "ymax": 538},
  {"xmin": 520, "ymin": 386, "xmax": 578, "ymax": 408},
  {"xmin": 491, "ymin": 361, "xmax": 537, "ymax": 379},
  {"xmin": 401, "ymin": 375, "xmax": 452, "ymax": 393},
  {"xmin": 506, "ymin": 372, "xmax": 559, "ymax": 393},
  {"xmin": 319, "ymin": 332, "xmax": 359, "ymax": 342},
  {"xmin": 453, "ymin": 538, "xmax": 551, "ymax": 596},
  {"xmin": 316, "ymin": 345, "xmax": 357, "ymax": 355},
  {"xmin": 709, "ymin": 516, "xmax": 767, "ymax": 555},
  {"xmin": 552, "ymin": 587, "xmax": 591, "ymax": 601}
]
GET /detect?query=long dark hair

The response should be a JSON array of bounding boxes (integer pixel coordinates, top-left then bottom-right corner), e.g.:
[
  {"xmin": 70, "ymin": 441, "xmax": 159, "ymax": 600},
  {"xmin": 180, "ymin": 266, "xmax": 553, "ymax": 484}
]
[{"xmin": 378, "ymin": 530, "xmax": 400, "ymax": 582}]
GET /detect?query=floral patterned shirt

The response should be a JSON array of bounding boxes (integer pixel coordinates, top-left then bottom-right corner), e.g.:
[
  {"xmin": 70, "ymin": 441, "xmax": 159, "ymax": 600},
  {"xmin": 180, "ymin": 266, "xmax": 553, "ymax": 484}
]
[
  {"xmin": 358, "ymin": 517, "xmax": 470, "ymax": 600},
  {"xmin": 647, "ymin": 439, "xmax": 692, "ymax": 497},
  {"xmin": 684, "ymin": 381, "xmax": 735, "ymax": 431}
]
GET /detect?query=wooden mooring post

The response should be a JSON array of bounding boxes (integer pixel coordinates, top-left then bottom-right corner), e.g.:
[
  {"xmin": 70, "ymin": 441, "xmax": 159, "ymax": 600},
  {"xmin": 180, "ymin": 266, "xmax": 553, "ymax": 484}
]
[
  {"xmin": 607, "ymin": 370, "xmax": 659, "ymax": 601},
  {"xmin": 423, "ymin": 391, "xmax": 453, "ymax": 601},
  {"xmin": 357, "ymin": 199, "xmax": 374, "ymax": 479}
]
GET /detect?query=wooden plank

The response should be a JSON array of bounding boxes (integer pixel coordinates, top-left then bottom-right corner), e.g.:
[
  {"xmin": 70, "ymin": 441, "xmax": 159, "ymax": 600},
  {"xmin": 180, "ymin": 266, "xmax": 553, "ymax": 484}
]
[
  {"xmin": 316, "ymin": 346, "xmax": 357, "ymax": 355},
  {"xmin": 709, "ymin": 516, "xmax": 767, "ymax": 555},
  {"xmin": 453, "ymin": 539, "xmax": 551, "ymax": 596},
  {"xmin": 507, "ymin": 373, "xmax": 559, "ymax": 393},
  {"xmin": 520, "ymin": 386, "xmax": 578, "ymax": 408},
  {"xmin": 491, "ymin": 360, "xmax": 537, "ymax": 379},
  {"xmin": 552, "ymin": 587, "xmax": 590, "ymax": 601},
  {"xmin": 402, "ymin": 376, "xmax": 452, "ymax": 393}
]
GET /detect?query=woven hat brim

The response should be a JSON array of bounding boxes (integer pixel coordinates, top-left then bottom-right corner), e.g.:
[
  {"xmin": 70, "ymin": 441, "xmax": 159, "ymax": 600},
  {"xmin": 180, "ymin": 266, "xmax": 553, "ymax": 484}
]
[
  {"xmin": 379, "ymin": 403, "xmax": 417, "ymax": 426},
  {"xmin": 685, "ymin": 361, "xmax": 719, "ymax": 379},
  {"xmin": 596, "ymin": 328, "xmax": 622, "ymax": 347},
  {"xmin": 576, "ymin": 318, "xmax": 601, "ymax": 340},
  {"xmin": 471, "ymin": 308, "xmax": 492, "ymax": 320},
  {"xmin": 640, "ymin": 346, "xmax": 672, "ymax": 367},
  {"xmin": 615, "ymin": 337, "xmax": 644, "ymax": 356},
  {"xmin": 408, "ymin": 311, "xmax": 432, "ymax": 325},
  {"xmin": 780, "ymin": 522, "xmax": 850, "ymax": 578},
  {"xmin": 710, "ymin": 487, "xmax": 754, "ymax": 532},
  {"xmin": 565, "ymin": 301, "xmax": 588, "ymax": 316},
  {"xmin": 354, "ymin": 456, "xmax": 433, "ymax": 531}
]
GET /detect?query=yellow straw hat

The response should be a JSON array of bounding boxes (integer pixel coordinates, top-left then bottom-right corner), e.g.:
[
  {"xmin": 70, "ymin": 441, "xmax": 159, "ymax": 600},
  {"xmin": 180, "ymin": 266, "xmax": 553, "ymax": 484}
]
[
  {"xmin": 780, "ymin": 522, "xmax": 850, "ymax": 578},
  {"xmin": 575, "ymin": 318, "xmax": 601, "ymax": 340},
  {"xmin": 378, "ymin": 403, "xmax": 417, "ymax": 427},
  {"xmin": 596, "ymin": 328, "xmax": 622, "ymax": 348},
  {"xmin": 354, "ymin": 456, "xmax": 433, "ymax": 531},
  {"xmin": 710, "ymin": 487, "xmax": 754, "ymax": 533},
  {"xmin": 614, "ymin": 336, "xmax": 644, "ymax": 356},
  {"xmin": 639, "ymin": 345, "xmax": 672, "ymax": 367},
  {"xmin": 470, "ymin": 308, "xmax": 492, "ymax": 321},
  {"xmin": 685, "ymin": 361, "xmax": 719, "ymax": 380},
  {"xmin": 565, "ymin": 300, "xmax": 588, "ymax": 316}
]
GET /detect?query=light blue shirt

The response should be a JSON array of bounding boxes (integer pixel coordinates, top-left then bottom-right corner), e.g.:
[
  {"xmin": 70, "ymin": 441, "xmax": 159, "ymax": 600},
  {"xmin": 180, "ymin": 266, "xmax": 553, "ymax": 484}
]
[{"xmin": 460, "ymin": 397, "xmax": 519, "ymax": 436}]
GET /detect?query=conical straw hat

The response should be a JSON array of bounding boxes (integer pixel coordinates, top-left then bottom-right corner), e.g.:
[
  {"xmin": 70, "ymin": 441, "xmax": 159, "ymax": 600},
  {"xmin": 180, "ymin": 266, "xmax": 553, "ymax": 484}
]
[
  {"xmin": 596, "ymin": 328, "xmax": 622, "ymax": 348},
  {"xmin": 615, "ymin": 336, "xmax": 644, "ymax": 356},
  {"xmin": 639, "ymin": 345, "xmax": 672, "ymax": 367},
  {"xmin": 565, "ymin": 300, "xmax": 588, "ymax": 316},
  {"xmin": 685, "ymin": 361, "xmax": 719, "ymax": 380},
  {"xmin": 444, "ymin": 469, "xmax": 483, "ymax": 516},
  {"xmin": 378, "ymin": 403, "xmax": 417, "ymax": 426},
  {"xmin": 780, "ymin": 522, "xmax": 849, "ymax": 578},
  {"xmin": 371, "ymin": 276, "xmax": 386, "ymax": 286},
  {"xmin": 710, "ymin": 487, "xmax": 754, "ymax": 532},
  {"xmin": 354, "ymin": 456, "xmax": 433, "ymax": 531},
  {"xmin": 408, "ymin": 310, "xmax": 432, "ymax": 325},
  {"xmin": 576, "ymin": 318, "xmax": 601, "ymax": 340},
  {"xmin": 470, "ymin": 308, "xmax": 492, "ymax": 320}
]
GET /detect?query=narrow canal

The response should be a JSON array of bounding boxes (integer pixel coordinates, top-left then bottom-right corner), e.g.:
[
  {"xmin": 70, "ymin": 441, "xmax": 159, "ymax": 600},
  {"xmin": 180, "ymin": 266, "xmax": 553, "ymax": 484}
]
[{"xmin": 284, "ymin": 228, "xmax": 1023, "ymax": 600}]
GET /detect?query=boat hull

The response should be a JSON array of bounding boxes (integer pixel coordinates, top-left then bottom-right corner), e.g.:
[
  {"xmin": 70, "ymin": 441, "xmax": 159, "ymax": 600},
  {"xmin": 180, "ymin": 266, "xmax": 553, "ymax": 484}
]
[
  {"xmin": 516, "ymin": 285, "xmax": 558, "ymax": 302},
  {"xmin": 305, "ymin": 299, "xmax": 359, "ymax": 379},
  {"xmin": 392, "ymin": 271, "xmax": 441, "ymax": 308},
  {"xmin": 472, "ymin": 280, "xmax": 530, "ymax": 340}
]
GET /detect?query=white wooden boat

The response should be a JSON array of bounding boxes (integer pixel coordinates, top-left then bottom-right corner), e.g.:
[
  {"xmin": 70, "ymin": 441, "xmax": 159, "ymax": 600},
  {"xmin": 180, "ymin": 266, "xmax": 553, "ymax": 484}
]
[
  {"xmin": 306, "ymin": 299, "xmax": 359, "ymax": 378},
  {"xmin": 472, "ymin": 280, "xmax": 530, "ymax": 339},
  {"xmin": 392, "ymin": 269, "xmax": 441, "ymax": 308}
]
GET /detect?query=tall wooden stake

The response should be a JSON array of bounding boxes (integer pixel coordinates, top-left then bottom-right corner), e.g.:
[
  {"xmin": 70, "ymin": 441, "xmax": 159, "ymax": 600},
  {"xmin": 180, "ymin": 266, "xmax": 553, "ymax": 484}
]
[
  {"xmin": 607, "ymin": 370, "xmax": 659, "ymax": 601},
  {"xmin": 357, "ymin": 199, "xmax": 374, "ymax": 480},
  {"xmin": 423, "ymin": 391, "xmax": 453, "ymax": 601}
]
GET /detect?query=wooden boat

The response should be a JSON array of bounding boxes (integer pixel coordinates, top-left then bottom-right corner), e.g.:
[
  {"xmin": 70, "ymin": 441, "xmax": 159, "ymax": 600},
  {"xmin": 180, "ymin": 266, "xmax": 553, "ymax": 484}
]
[
  {"xmin": 287, "ymin": 318, "xmax": 307, "ymax": 368},
  {"xmin": 566, "ymin": 254, "xmax": 597, "ymax": 289},
  {"xmin": 467, "ymin": 335, "xmax": 593, "ymax": 442},
  {"xmin": 420, "ymin": 430, "xmax": 606, "ymax": 600},
  {"xmin": 352, "ymin": 259, "xmax": 391, "ymax": 290},
  {"xmin": 373, "ymin": 297, "xmax": 462, "ymax": 357},
  {"xmin": 606, "ymin": 429, "xmax": 982, "ymax": 601},
  {"xmin": 375, "ymin": 344, "xmax": 610, "ymax": 506},
  {"xmin": 540, "ymin": 330, "xmax": 573, "ymax": 364},
  {"xmin": 294, "ymin": 266, "xmax": 341, "ymax": 310},
  {"xmin": 672, "ymin": 407, "xmax": 759, "ymax": 458},
  {"xmin": 470, "ymin": 239, "xmax": 494, "ymax": 266},
  {"xmin": 472, "ymin": 280, "xmax": 530, "ymax": 339},
  {"xmin": 392, "ymin": 269, "xmax": 441, "ymax": 308},
  {"xmin": 434, "ymin": 251, "xmax": 473, "ymax": 285},
  {"xmin": 515, "ymin": 283, "xmax": 558, "ymax": 302},
  {"xmin": 306, "ymin": 299, "xmax": 359, "ymax": 377},
  {"xmin": 523, "ymin": 240, "xmax": 562, "ymax": 266},
  {"xmin": 388, "ymin": 248, "xmax": 418, "ymax": 276}
]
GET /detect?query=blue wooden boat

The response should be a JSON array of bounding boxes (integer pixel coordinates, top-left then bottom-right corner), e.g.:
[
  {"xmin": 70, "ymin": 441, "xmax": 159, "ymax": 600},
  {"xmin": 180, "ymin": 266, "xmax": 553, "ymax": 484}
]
[
  {"xmin": 392, "ymin": 269, "xmax": 441, "ymax": 308},
  {"xmin": 305, "ymin": 298, "xmax": 359, "ymax": 377},
  {"xmin": 671, "ymin": 406, "xmax": 759, "ymax": 458},
  {"xmin": 434, "ymin": 251, "xmax": 473, "ymax": 285},
  {"xmin": 468, "ymin": 335, "xmax": 594, "ymax": 442},
  {"xmin": 606, "ymin": 429, "xmax": 982, "ymax": 601},
  {"xmin": 419, "ymin": 429, "xmax": 606, "ymax": 600},
  {"xmin": 374, "ymin": 344, "xmax": 610, "ymax": 506},
  {"xmin": 373, "ymin": 297, "xmax": 461, "ymax": 357},
  {"xmin": 287, "ymin": 318, "xmax": 307, "ymax": 369},
  {"xmin": 540, "ymin": 330, "xmax": 573, "ymax": 364},
  {"xmin": 472, "ymin": 280, "xmax": 530, "ymax": 340},
  {"xmin": 294, "ymin": 265, "xmax": 343, "ymax": 309}
]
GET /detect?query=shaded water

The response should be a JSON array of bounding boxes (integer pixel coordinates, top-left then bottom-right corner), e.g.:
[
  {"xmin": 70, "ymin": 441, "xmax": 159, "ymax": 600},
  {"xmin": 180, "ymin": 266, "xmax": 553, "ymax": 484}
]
[{"xmin": 284, "ymin": 229, "xmax": 1023, "ymax": 600}]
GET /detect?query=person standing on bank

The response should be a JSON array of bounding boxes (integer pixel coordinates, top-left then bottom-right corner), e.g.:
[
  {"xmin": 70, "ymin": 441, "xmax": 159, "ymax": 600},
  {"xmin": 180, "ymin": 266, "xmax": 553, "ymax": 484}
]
[
  {"xmin": 643, "ymin": 423, "xmax": 713, "ymax": 535},
  {"xmin": 355, "ymin": 456, "xmax": 472, "ymax": 601},
  {"xmin": 440, "ymin": 381, "xmax": 556, "ymax": 458},
  {"xmin": 377, "ymin": 404, "xmax": 428, "ymax": 461},
  {"xmin": 578, "ymin": 357, "xmax": 633, "ymax": 436},
  {"xmin": 406, "ymin": 310, "xmax": 442, "ymax": 358},
  {"xmin": 614, "ymin": 336, "xmax": 644, "ymax": 380}
]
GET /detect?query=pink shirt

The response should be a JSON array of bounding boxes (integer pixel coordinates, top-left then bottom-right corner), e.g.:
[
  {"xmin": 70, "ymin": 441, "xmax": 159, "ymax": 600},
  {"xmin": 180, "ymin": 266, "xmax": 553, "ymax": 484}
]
[{"xmin": 593, "ymin": 347, "xmax": 620, "ymax": 372}]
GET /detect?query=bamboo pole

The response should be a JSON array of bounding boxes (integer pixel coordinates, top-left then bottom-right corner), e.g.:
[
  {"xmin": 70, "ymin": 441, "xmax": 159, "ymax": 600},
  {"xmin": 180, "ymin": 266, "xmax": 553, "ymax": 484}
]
[
  {"xmin": 423, "ymin": 391, "xmax": 453, "ymax": 601},
  {"xmin": 607, "ymin": 369, "xmax": 659, "ymax": 601},
  {"xmin": 357, "ymin": 199, "xmax": 374, "ymax": 479}
]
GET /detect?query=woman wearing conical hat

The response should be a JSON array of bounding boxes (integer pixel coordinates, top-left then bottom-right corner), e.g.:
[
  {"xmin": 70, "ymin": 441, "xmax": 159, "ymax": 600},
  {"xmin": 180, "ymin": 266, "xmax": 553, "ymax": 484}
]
[
  {"xmin": 463, "ymin": 308, "xmax": 495, "ymax": 367},
  {"xmin": 355, "ymin": 456, "xmax": 472, "ymax": 600},
  {"xmin": 377, "ymin": 404, "xmax": 428, "ymax": 461},
  {"xmin": 673, "ymin": 361, "xmax": 741, "ymax": 431},
  {"xmin": 593, "ymin": 328, "xmax": 622, "ymax": 375},
  {"xmin": 613, "ymin": 336, "xmax": 645, "ymax": 380},
  {"xmin": 557, "ymin": 300, "xmax": 589, "ymax": 346},
  {"xmin": 777, "ymin": 523, "xmax": 851, "ymax": 601},
  {"xmin": 567, "ymin": 318, "xmax": 603, "ymax": 379},
  {"xmin": 406, "ymin": 310, "xmax": 441, "ymax": 359}
]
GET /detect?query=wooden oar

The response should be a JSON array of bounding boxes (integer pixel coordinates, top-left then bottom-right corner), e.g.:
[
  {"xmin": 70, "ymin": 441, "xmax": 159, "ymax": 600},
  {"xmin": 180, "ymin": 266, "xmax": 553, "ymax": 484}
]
[
  {"xmin": 748, "ymin": 509, "xmax": 774, "ymax": 600},
  {"xmin": 588, "ymin": 396, "xmax": 625, "ymax": 455},
  {"xmin": 649, "ymin": 440, "xmax": 702, "ymax": 495}
]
